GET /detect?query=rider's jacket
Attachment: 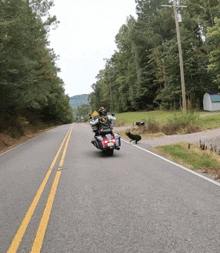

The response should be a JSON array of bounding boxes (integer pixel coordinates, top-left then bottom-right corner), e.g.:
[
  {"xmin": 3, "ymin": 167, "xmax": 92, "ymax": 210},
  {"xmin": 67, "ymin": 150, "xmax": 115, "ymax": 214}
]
[{"xmin": 90, "ymin": 115, "xmax": 116, "ymax": 133}]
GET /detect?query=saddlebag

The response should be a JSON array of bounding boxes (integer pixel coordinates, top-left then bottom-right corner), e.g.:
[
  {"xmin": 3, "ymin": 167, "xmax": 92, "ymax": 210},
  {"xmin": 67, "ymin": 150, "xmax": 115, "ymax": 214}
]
[
  {"xmin": 95, "ymin": 136, "xmax": 104, "ymax": 149},
  {"xmin": 114, "ymin": 133, "xmax": 121, "ymax": 147}
]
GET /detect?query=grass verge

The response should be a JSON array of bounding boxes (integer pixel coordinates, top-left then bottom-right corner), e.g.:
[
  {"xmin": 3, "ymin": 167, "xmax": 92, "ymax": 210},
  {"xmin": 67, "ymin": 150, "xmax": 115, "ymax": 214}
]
[
  {"xmin": 115, "ymin": 110, "xmax": 220, "ymax": 137},
  {"xmin": 197, "ymin": 114, "xmax": 220, "ymax": 129},
  {"xmin": 116, "ymin": 110, "xmax": 204, "ymax": 125},
  {"xmin": 153, "ymin": 142, "xmax": 220, "ymax": 179}
]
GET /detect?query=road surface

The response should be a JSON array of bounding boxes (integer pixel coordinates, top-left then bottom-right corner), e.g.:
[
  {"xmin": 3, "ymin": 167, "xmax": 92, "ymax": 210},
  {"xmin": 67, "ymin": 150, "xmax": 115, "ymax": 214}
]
[{"xmin": 1, "ymin": 123, "xmax": 220, "ymax": 253}]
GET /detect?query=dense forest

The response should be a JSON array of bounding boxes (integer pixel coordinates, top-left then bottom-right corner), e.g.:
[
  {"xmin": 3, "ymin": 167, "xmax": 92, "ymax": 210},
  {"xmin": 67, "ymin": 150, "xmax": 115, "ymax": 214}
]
[
  {"xmin": 89, "ymin": 0, "xmax": 220, "ymax": 113},
  {"xmin": 0, "ymin": 0, "xmax": 73, "ymax": 133}
]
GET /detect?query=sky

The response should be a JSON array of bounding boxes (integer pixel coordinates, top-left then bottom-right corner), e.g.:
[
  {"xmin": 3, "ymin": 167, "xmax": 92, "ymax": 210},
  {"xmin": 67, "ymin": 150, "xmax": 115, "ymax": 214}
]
[{"xmin": 48, "ymin": 0, "xmax": 137, "ymax": 97}]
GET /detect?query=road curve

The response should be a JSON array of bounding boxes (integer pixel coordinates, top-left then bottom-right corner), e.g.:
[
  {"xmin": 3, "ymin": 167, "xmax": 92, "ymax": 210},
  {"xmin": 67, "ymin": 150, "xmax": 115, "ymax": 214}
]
[{"xmin": 1, "ymin": 123, "xmax": 220, "ymax": 253}]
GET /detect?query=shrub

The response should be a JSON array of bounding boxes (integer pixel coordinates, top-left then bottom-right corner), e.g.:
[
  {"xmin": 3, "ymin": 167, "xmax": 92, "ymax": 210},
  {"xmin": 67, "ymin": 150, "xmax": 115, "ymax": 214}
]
[
  {"xmin": 145, "ymin": 117, "xmax": 160, "ymax": 133},
  {"xmin": 161, "ymin": 112, "xmax": 200, "ymax": 135}
]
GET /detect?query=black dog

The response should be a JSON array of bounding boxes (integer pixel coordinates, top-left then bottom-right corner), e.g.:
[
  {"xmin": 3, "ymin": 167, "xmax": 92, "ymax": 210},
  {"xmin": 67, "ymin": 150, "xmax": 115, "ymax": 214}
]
[{"xmin": 125, "ymin": 132, "xmax": 141, "ymax": 144}]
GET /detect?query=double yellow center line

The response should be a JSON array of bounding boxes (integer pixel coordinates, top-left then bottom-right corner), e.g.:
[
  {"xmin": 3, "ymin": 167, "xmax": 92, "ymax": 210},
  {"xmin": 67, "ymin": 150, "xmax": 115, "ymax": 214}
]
[{"xmin": 7, "ymin": 125, "xmax": 73, "ymax": 253}]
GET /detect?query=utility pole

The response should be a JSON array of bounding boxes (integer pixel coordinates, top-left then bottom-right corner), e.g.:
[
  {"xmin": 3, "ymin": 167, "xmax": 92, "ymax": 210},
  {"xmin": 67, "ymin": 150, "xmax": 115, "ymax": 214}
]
[{"xmin": 162, "ymin": 0, "xmax": 187, "ymax": 112}]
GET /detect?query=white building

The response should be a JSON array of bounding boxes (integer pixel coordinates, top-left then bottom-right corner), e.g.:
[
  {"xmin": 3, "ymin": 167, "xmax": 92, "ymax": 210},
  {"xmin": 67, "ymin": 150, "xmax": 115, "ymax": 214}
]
[{"xmin": 203, "ymin": 92, "xmax": 220, "ymax": 111}]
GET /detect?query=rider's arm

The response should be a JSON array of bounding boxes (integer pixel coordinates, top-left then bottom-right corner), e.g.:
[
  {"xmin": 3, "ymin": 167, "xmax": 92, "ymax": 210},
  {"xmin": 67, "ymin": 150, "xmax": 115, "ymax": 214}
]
[
  {"xmin": 90, "ymin": 118, "xmax": 99, "ymax": 125},
  {"xmin": 107, "ymin": 115, "xmax": 116, "ymax": 121}
]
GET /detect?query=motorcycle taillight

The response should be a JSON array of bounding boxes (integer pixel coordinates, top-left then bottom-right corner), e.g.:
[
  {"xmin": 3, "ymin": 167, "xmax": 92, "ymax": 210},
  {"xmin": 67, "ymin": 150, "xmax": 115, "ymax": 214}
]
[
  {"xmin": 102, "ymin": 138, "xmax": 109, "ymax": 146},
  {"xmin": 112, "ymin": 137, "xmax": 116, "ymax": 143}
]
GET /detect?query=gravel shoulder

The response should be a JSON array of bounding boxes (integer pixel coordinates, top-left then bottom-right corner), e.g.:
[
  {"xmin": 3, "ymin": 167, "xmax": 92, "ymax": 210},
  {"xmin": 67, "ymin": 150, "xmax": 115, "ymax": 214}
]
[{"xmin": 141, "ymin": 128, "xmax": 220, "ymax": 148}]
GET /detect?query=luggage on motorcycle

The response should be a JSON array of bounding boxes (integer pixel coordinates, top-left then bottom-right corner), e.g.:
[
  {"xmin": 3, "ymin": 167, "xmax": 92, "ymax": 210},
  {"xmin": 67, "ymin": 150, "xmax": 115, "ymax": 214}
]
[
  {"xmin": 114, "ymin": 133, "xmax": 121, "ymax": 147},
  {"xmin": 95, "ymin": 135, "xmax": 104, "ymax": 149}
]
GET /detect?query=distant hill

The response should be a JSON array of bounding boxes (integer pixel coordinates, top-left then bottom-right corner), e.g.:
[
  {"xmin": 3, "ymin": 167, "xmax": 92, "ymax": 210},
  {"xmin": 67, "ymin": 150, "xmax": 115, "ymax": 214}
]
[{"xmin": 69, "ymin": 94, "xmax": 89, "ymax": 109}]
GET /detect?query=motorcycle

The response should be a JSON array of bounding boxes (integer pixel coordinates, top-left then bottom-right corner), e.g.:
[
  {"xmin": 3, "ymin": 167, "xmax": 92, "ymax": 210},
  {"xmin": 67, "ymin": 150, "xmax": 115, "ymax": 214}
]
[{"xmin": 91, "ymin": 118, "xmax": 121, "ymax": 156}]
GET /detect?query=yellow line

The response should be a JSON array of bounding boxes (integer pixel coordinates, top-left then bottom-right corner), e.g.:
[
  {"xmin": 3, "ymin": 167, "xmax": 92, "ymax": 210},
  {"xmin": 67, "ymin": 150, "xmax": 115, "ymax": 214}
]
[
  {"xmin": 30, "ymin": 170, "xmax": 62, "ymax": 253},
  {"xmin": 30, "ymin": 127, "xmax": 73, "ymax": 253},
  {"xmin": 58, "ymin": 126, "xmax": 73, "ymax": 169},
  {"xmin": 7, "ymin": 126, "xmax": 72, "ymax": 253}
]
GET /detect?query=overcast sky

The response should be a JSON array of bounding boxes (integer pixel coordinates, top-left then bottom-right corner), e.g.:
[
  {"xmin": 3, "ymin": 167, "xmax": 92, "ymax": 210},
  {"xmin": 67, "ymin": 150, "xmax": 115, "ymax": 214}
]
[{"xmin": 48, "ymin": 0, "xmax": 137, "ymax": 97}]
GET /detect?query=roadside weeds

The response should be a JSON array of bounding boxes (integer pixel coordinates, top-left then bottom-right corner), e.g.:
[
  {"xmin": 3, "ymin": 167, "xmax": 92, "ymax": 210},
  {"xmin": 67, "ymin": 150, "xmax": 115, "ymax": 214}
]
[
  {"xmin": 153, "ymin": 142, "xmax": 220, "ymax": 180},
  {"xmin": 0, "ymin": 127, "xmax": 55, "ymax": 155}
]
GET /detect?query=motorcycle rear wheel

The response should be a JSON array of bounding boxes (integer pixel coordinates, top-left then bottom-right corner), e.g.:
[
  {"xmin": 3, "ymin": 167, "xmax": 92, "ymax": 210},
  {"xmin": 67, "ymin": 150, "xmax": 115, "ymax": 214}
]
[{"xmin": 104, "ymin": 149, "xmax": 114, "ymax": 156}]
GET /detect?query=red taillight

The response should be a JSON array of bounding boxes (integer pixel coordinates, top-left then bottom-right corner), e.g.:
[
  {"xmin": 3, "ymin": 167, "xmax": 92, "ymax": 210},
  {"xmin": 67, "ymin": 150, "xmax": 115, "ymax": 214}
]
[
  {"xmin": 102, "ymin": 137, "xmax": 116, "ymax": 147},
  {"xmin": 102, "ymin": 138, "xmax": 109, "ymax": 146},
  {"xmin": 112, "ymin": 138, "xmax": 116, "ymax": 143}
]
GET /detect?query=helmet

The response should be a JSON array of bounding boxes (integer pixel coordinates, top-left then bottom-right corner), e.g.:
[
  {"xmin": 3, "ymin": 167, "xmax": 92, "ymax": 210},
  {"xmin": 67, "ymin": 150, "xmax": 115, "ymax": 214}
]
[{"xmin": 98, "ymin": 106, "xmax": 107, "ymax": 116}]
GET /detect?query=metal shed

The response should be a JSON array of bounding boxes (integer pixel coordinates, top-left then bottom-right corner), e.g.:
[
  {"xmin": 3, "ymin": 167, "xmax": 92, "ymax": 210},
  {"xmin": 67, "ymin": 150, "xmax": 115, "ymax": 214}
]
[{"xmin": 203, "ymin": 92, "xmax": 220, "ymax": 111}]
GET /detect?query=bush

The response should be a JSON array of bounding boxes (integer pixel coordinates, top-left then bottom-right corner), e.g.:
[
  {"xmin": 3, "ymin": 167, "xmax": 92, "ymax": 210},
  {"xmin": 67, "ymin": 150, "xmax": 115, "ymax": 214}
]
[
  {"xmin": 161, "ymin": 112, "xmax": 200, "ymax": 135},
  {"xmin": 145, "ymin": 117, "xmax": 160, "ymax": 133}
]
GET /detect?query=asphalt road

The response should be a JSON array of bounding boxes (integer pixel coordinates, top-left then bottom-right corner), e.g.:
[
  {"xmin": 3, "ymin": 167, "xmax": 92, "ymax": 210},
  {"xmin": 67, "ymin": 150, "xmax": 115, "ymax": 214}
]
[{"xmin": 1, "ymin": 123, "xmax": 220, "ymax": 253}]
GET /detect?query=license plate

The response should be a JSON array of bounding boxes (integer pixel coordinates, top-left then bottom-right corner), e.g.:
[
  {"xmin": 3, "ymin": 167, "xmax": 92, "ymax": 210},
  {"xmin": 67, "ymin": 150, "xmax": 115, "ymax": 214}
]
[{"xmin": 108, "ymin": 143, "xmax": 114, "ymax": 147}]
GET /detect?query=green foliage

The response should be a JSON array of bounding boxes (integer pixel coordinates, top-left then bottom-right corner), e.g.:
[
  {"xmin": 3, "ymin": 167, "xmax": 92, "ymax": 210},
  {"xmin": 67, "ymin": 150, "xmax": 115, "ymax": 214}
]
[
  {"xmin": 167, "ymin": 111, "xmax": 199, "ymax": 127},
  {"xmin": 89, "ymin": 0, "xmax": 220, "ymax": 112},
  {"xmin": 157, "ymin": 144, "xmax": 220, "ymax": 170},
  {"xmin": 117, "ymin": 110, "xmax": 204, "ymax": 134},
  {"xmin": 116, "ymin": 110, "xmax": 200, "ymax": 124},
  {"xmin": 197, "ymin": 114, "xmax": 220, "ymax": 129},
  {"xmin": 145, "ymin": 117, "xmax": 160, "ymax": 133},
  {"xmin": 207, "ymin": 18, "xmax": 220, "ymax": 85},
  {"xmin": 0, "ymin": 0, "xmax": 73, "ymax": 126},
  {"xmin": 161, "ymin": 112, "xmax": 200, "ymax": 134},
  {"xmin": 73, "ymin": 104, "xmax": 90, "ymax": 123}
]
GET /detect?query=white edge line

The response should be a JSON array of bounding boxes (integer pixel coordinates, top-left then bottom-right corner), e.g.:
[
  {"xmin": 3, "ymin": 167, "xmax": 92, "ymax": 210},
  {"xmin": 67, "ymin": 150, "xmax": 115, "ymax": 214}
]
[
  {"xmin": 0, "ymin": 126, "xmax": 59, "ymax": 156},
  {"xmin": 122, "ymin": 139, "xmax": 220, "ymax": 187}
]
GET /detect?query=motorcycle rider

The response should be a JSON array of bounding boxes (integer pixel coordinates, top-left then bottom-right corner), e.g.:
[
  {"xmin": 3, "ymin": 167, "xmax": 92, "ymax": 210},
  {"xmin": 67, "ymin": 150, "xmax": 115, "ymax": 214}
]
[
  {"xmin": 90, "ymin": 106, "xmax": 116, "ymax": 136},
  {"xmin": 90, "ymin": 107, "xmax": 121, "ymax": 152}
]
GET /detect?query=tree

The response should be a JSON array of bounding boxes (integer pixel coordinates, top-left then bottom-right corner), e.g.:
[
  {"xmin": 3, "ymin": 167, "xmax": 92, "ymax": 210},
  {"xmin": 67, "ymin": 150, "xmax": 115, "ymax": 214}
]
[
  {"xmin": 207, "ymin": 17, "xmax": 220, "ymax": 87},
  {"xmin": 0, "ymin": 0, "xmax": 73, "ymax": 126},
  {"xmin": 89, "ymin": 0, "xmax": 220, "ymax": 112},
  {"xmin": 73, "ymin": 104, "xmax": 90, "ymax": 123}
]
